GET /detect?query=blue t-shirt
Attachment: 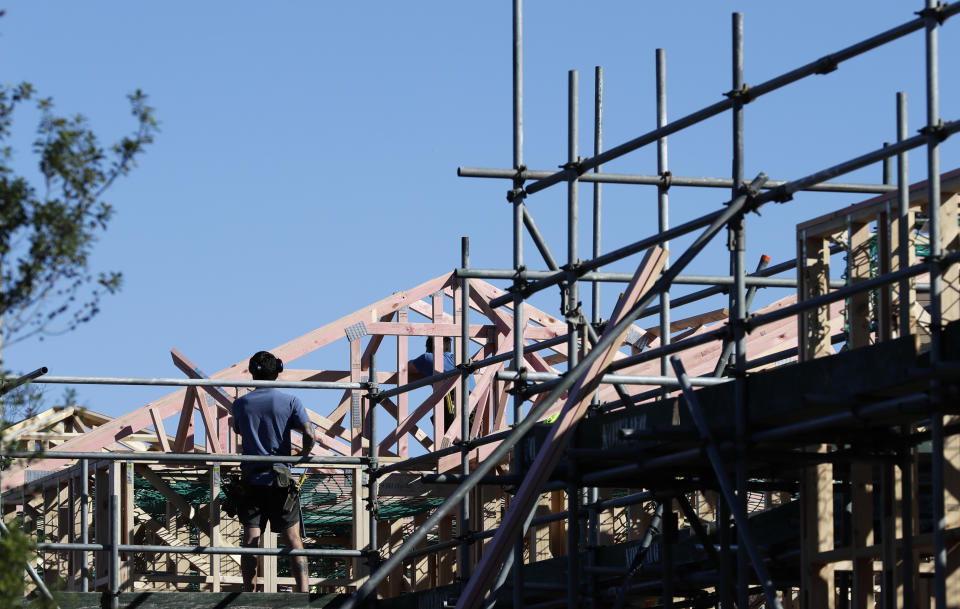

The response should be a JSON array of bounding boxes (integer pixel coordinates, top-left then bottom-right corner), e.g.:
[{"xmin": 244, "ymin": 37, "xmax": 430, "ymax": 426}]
[
  {"xmin": 232, "ymin": 388, "xmax": 310, "ymax": 485},
  {"xmin": 410, "ymin": 352, "xmax": 475, "ymax": 391}
]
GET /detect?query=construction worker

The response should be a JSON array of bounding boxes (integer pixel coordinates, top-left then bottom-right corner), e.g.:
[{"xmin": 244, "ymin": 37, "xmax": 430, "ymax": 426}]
[
  {"xmin": 408, "ymin": 337, "xmax": 474, "ymax": 432},
  {"xmin": 232, "ymin": 350, "xmax": 318, "ymax": 593}
]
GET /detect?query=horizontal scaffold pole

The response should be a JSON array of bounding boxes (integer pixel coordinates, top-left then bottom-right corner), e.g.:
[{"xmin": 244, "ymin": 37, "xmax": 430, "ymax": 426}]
[
  {"xmin": 519, "ymin": 3, "xmax": 959, "ymax": 196},
  {"xmin": 459, "ymin": 166, "xmax": 896, "ymax": 194}
]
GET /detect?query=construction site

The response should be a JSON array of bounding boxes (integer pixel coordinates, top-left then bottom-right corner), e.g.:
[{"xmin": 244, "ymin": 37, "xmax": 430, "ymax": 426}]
[{"xmin": 3, "ymin": 1, "xmax": 960, "ymax": 608}]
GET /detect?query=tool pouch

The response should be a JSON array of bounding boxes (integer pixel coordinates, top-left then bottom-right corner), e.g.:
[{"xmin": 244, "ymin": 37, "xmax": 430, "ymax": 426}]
[{"xmin": 272, "ymin": 465, "xmax": 299, "ymax": 512}]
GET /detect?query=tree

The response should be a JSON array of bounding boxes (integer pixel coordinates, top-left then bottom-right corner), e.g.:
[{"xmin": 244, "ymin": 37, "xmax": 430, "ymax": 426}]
[
  {"xmin": 0, "ymin": 83, "xmax": 156, "ymax": 604},
  {"xmin": 0, "ymin": 82, "xmax": 158, "ymax": 354}
]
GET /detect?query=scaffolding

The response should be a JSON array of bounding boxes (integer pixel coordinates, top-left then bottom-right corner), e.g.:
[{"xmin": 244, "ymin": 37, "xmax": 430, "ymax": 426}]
[{"xmin": 3, "ymin": 1, "xmax": 960, "ymax": 608}]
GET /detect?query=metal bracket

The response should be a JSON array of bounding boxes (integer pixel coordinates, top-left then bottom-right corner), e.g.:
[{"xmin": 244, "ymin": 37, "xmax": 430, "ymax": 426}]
[
  {"xmin": 507, "ymin": 187, "xmax": 527, "ymax": 203},
  {"xmin": 723, "ymin": 83, "xmax": 754, "ymax": 103},
  {"xmin": 813, "ymin": 54, "xmax": 839, "ymax": 75},
  {"xmin": 623, "ymin": 328, "xmax": 646, "ymax": 349},
  {"xmin": 351, "ymin": 393, "xmax": 362, "ymax": 429},
  {"xmin": 559, "ymin": 158, "xmax": 584, "ymax": 177},
  {"xmin": 916, "ymin": 3, "xmax": 947, "ymax": 25},
  {"xmin": 658, "ymin": 170, "xmax": 673, "ymax": 193},
  {"xmin": 345, "ymin": 322, "xmax": 368, "ymax": 342},
  {"xmin": 919, "ymin": 120, "xmax": 949, "ymax": 142}
]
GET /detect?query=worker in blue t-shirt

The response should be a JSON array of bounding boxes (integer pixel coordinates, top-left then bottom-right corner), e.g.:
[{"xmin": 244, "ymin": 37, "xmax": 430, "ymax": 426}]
[
  {"xmin": 409, "ymin": 337, "xmax": 474, "ymax": 432},
  {"xmin": 232, "ymin": 350, "xmax": 318, "ymax": 593}
]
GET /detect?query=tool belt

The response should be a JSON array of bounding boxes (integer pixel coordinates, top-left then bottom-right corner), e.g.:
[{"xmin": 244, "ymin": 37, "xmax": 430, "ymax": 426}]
[
  {"xmin": 221, "ymin": 464, "xmax": 299, "ymax": 516},
  {"xmin": 270, "ymin": 465, "xmax": 300, "ymax": 513}
]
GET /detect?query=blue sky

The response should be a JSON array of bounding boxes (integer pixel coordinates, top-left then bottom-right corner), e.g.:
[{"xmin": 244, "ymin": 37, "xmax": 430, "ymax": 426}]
[{"xmin": 3, "ymin": 1, "xmax": 958, "ymax": 427}]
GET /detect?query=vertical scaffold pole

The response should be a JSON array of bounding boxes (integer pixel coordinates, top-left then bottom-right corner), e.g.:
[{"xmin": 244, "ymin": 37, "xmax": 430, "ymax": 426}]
[
  {"xmin": 923, "ymin": 2, "xmax": 945, "ymax": 607},
  {"xmin": 730, "ymin": 12, "xmax": 751, "ymax": 609},
  {"xmin": 567, "ymin": 69, "xmax": 580, "ymax": 369},
  {"xmin": 368, "ymin": 352, "xmax": 379, "ymax": 595},
  {"xmin": 511, "ymin": 1, "xmax": 526, "ymax": 605},
  {"xmin": 897, "ymin": 92, "xmax": 911, "ymax": 338},
  {"xmin": 897, "ymin": 91, "xmax": 916, "ymax": 609},
  {"xmin": 656, "ymin": 48, "xmax": 671, "ymax": 400},
  {"xmin": 81, "ymin": 458, "xmax": 89, "ymax": 592},
  {"xmin": 460, "ymin": 236, "xmax": 472, "ymax": 581},
  {"xmin": 586, "ymin": 64, "xmax": 603, "ymax": 609},
  {"xmin": 566, "ymin": 68, "xmax": 581, "ymax": 606},
  {"xmin": 592, "ymin": 66, "xmax": 603, "ymax": 329},
  {"xmin": 109, "ymin": 460, "xmax": 119, "ymax": 609}
]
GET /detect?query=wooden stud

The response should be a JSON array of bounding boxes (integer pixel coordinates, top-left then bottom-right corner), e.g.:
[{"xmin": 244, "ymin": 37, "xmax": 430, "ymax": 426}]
[
  {"xmin": 799, "ymin": 232, "xmax": 834, "ymax": 361},
  {"xmin": 263, "ymin": 521, "xmax": 276, "ymax": 593},
  {"xmin": 397, "ymin": 307, "xmax": 409, "ymax": 458},
  {"xmin": 437, "ymin": 515, "xmax": 455, "ymax": 585},
  {"xmin": 850, "ymin": 462, "xmax": 874, "ymax": 609},
  {"xmin": 351, "ymin": 468, "xmax": 369, "ymax": 588},
  {"xmin": 800, "ymin": 446, "xmax": 835, "ymax": 609},
  {"xmin": 411, "ymin": 513, "xmax": 431, "ymax": 592},
  {"xmin": 848, "ymin": 220, "xmax": 873, "ymax": 349}
]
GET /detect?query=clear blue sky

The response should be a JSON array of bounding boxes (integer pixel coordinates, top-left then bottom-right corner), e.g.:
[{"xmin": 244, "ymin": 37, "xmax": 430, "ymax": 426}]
[{"xmin": 3, "ymin": 1, "xmax": 958, "ymax": 424}]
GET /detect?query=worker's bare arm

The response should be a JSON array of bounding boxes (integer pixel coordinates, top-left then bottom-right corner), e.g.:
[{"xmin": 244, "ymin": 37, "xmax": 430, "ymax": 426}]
[{"xmin": 297, "ymin": 420, "xmax": 317, "ymax": 456}]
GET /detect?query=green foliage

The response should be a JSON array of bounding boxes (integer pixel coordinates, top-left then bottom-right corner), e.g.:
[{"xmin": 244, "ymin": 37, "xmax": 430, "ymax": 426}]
[
  {"xmin": 0, "ymin": 84, "xmax": 157, "ymax": 606},
  {"xmin": 0, "ymin": 82, "xmax": 158, "ymax": 346},
  {"xmin": 0, "ymin": 520, "xmax": 57, "ymax": 609}
]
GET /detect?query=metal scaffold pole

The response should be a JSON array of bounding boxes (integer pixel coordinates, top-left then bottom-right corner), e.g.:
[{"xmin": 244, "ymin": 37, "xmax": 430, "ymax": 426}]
[
  {"xmin": 730, "ymin": 12, "xmax": 751, "ymax": 609},
  {"xmin": 511, "ymin": 2, "xmax": 526, "ymax": 606},
  {"xmin": 567, "ymin": 68, "xmax": 580, "ymax": 371},
  {"xmin": 585, "ymin": 64, "xmax": 603, "ymax": 609},
  {"xmin": 460, "ymin": 236, "xmax": 472, "ymax": 582},
  {"xmin": 656, "ymin": 48, "xmax": 671, "ymax": 403},
  {"xmin": 924, "ymin": 2, "xmax": 947, "ymax": 607}
]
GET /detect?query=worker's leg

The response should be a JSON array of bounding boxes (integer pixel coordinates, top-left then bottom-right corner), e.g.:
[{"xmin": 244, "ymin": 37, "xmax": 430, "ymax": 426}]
[
  {"xmin": 241, "ymin": 526, "xmax": 261, "ymax": 592},
  {"xmin": 282, "ymin": 523, "xmax": 308, "ymax": 593}
]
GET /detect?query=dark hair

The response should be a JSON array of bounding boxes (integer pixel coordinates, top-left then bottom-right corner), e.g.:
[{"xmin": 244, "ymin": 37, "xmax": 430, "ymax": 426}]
[
  {"xmin": 249, "ymin": 350, "xmax": 283, "ymax": 380},
  {"xmin": 424, "ymin": 337, "xmax": 453, "ymax": 353}
]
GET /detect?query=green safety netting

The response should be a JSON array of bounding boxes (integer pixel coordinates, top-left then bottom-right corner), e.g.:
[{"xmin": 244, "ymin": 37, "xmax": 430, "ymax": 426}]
[
  {"xmin": 134, "ymin": 470, "xmax": 445, "ymax": 538},
  {"xmin": 839, "ymin": 222, "xmax": 933, "ymax": 342},
  {"xmin": 133, "ymin": 469, "xmax": 446, "ymax": 582}
]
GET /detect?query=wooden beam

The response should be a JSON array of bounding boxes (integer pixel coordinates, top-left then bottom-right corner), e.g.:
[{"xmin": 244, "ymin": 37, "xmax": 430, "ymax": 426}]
[
  {"xmin": 461, "ymin": 247, "xmax": 667, "ymax": 606},
  {"xmin": 196, "ymin": 393, "xmax": 223, "ymax": 454},
  {"xmin": 134, "ymin": 465, "xmax": 194, "ymax": 521},
  {"xmin": 172, "ymin": 387, "xmax": 197, "ymax": 453}
]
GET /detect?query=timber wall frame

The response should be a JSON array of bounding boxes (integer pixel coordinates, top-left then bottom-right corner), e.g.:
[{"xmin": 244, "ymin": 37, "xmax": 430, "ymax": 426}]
[{"xmin": 2, "ymin": 1, "xmax": 960, "ymax": 609}]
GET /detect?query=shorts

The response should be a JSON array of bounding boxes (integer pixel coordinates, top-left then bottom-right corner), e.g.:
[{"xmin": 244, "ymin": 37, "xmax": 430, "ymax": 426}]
[{"xmin": 238, "ymin": 484, "xmax": 302, "ymax": 532}]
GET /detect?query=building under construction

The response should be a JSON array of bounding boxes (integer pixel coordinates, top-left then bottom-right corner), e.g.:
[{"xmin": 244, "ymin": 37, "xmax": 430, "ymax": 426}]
[{"xmin": 3, "ymin": 1, "xmax": 960, "ymax": 608}]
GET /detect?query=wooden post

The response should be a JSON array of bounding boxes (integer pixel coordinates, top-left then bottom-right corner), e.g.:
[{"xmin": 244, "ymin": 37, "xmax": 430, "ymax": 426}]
[
  {"xmin": 411, "ymin": 513, "xmax": 430, "ymax": 591},
  {"xmin": 42, "ymin": 484, "xmax": 57, "ymax": 587},
  {"xmin": 847, "ymin": 219, "xmax": 873, "ymax": 349},
  {"xmin": 377, "ymin": 517, "xmax": 406, "ymax": 598},
  {"xmin": 69, "ymin": 474, "xmax": 81, "ymax": 590},
  {"xmin": 850, "ymin": 462, "xmax": 874, "ymax": 609},
  {"xmin": 437, "ymin": 515, "xmax": 455, "ymax": 585},
  {"xmin": 432, "ymin": 292, "xmax": 445, "ymax": 452},
  {"xmin": 800, "ymin": 446, "xmax": 835, "ymax": 609},
  {"xmin": 351, "ymin": 468, "xmax": 369, "ymax": 589},
  {"xmin": 397, "ymin": 307, "xmax": 409, "ymax": 458},
  {"xmin": 120, "ymin": 462, "xmax": 134, "ymax": 591},
  {"xmin": 799, "ymin": 232, "xmax": 833, "ymax": 361},
  {"xmin": 474, "ymin": 483, "xmax": 501, "ymax": 564},
  {"xmin": 939, "ymin": 193, "xmax": 960, "ymax": 324},
  {"xmin": 877, "ymin": 207, "xmax": 894, "ymax": 341},
  {"xmin": 263, "ymin": 521, "xmax": 276, "ymax": 593},
  {"xmin": 210, "ymin": 464, "xmax": 221, "ymax": 592},
  {"xmin": 548, "ymin": 491, "xmax": 566, "ymax": 558}
]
